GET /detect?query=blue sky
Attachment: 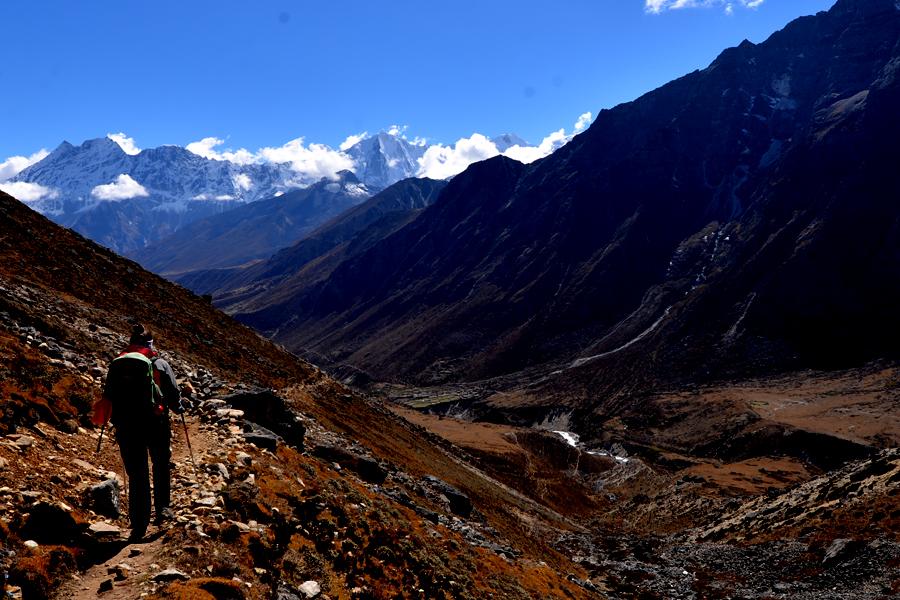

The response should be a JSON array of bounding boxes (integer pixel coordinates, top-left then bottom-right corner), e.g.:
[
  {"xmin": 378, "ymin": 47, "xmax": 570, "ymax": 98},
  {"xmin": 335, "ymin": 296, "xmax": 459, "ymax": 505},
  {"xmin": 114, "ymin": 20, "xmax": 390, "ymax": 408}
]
[{"xmin": 1, "ymin": 0, "xmax": 835, "ymax": 164}]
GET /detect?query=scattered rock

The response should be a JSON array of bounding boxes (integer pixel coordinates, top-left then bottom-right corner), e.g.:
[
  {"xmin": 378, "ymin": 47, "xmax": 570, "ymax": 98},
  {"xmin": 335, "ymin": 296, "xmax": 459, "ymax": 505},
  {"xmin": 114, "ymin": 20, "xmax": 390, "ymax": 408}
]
[
  {"xmin": 312, "ymin": 444, "xmax": 387, "ymax": 484},
  {"xmin": 216, "ymin": 408, "xmax": 245, "ymax": 420},
  {"xmin": 299, "ymin": 580, "xmax": 321, "ymax": 598},
  {"xmin": 823, "ymin": 538, "xmax": 861, "ymax": 565},
  {"xmin": 107, "ymin": 563, "xmax": 131, "ymax": 581},
  {"xmin": 89, "ymin": 522, "xmax": 122, "ymax": 538},
  {"xmin": 98, "ymin": 579, "xmax": 114, "ymax": 593},
  {"xmin": 85, "ymin": 479, "xmax": 120, "ymax": 518},
  {"xmin": 222, "ymin": 389, "xmax": 306, "ymax": 449},
  {"xmin": 21, "ymin": 501, "xmax": 80, "ymax": 545},
  {"xmin": 13, "ymin": 435, "xmax": 34, "ymax": 449},
  {"xmin": 153, "ymin": 568, "xmax": 190, "ymax": 582},
  {"xmin": 0, "ymin": 457, "xmax": 8, "ymax": 471},
  {"xmin": 243, "ymin": 422, "xmax": 281, "ymax": 451},
  {"xmin": 422, "ymin": 476, "xmax": 473, "ymax": 518}
]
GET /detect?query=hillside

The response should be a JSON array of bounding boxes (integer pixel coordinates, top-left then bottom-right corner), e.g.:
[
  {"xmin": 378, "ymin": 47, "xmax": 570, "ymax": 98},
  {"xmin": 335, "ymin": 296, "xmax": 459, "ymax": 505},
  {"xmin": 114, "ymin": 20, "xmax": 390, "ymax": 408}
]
[
  {"xmin": 229, "ymin": 0, "xmax": 900, "ymax": 399},
  {"xmin": 0, "ymin": 190, "xmax": 603, "ymax": 598},
  {"xmin": 182, "ymin": 177, "xmax": 447, "ymax": 310},
  {"xmin": 7, "ymin": 177, "xmax": 900, "ymax": 598}
]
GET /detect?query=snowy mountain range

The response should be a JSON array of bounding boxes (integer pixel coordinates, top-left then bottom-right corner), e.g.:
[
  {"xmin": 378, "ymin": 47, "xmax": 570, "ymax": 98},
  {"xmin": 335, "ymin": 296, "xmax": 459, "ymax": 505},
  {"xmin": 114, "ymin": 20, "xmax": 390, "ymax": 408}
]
[{"xmin": 3, "ymin": 129, "xmax": 542, "ymax": 254}]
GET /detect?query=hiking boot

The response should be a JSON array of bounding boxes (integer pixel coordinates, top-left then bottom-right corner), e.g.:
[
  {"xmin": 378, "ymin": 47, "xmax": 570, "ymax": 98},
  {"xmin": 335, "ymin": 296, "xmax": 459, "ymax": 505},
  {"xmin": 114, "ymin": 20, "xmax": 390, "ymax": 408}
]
[
  {"xmin": 154, "ymin": 507, "xmax": 175, "ymax": 525},
  {"xmin": 128, "ymin": 526, "xmax": 147, "ymax": 542}
]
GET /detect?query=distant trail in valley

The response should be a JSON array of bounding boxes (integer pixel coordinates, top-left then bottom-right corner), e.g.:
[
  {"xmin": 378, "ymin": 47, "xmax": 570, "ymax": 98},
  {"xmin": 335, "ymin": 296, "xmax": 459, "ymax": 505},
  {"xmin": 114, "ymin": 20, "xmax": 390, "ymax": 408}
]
[{"xmin": 566, "ymin": 307, "xmax": 673, "ymax": 371}]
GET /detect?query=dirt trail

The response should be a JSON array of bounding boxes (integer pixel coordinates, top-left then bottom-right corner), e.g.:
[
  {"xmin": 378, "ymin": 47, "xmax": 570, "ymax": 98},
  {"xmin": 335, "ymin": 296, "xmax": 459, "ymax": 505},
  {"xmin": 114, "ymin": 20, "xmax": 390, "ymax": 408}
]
[{"xmin": 57, "ymin": 414, "xmax": 212, "ymax": 599}]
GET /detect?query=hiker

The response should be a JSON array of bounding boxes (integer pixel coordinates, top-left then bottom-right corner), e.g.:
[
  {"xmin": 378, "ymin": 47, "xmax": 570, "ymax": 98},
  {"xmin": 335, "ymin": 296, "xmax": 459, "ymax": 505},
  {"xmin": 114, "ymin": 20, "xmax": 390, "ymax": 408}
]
[{"xmin": 103, "ymin": 323, "xmax": 184, "ymax": 540}]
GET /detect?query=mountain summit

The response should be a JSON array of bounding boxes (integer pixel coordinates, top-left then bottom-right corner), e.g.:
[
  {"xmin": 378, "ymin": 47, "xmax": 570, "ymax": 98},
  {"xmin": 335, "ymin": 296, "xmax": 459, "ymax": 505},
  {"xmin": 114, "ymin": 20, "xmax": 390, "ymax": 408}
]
[{"xmin": 10, "ymin": 137, "xmax": 297, "ymax": 253}]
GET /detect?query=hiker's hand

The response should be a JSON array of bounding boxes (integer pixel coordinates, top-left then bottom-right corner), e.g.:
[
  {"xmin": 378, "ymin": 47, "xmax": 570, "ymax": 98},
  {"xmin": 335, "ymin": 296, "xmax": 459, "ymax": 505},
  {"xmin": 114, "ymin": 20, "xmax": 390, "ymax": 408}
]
[{"xmin": 180, "ymin": 382, "xmax": 195, "ymax": 398}]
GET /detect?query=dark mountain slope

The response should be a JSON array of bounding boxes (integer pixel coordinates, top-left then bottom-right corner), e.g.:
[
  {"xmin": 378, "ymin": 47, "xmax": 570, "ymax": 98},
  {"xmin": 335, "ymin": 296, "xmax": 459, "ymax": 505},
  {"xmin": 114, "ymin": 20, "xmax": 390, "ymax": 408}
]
[
  {"xmin": 0, "ymin": 189, "xmax": 601, "ymax": 598},
  {"xmin": 133, "ymin": 171, "xmax": 371, "ymax": 276},
  {"xmin": 179, "ymin": 177, "xmax": 446, "ymax": 302},
  {"xmin": 235, "ymin": 0, "xmax": 900, "ymax": 385}
]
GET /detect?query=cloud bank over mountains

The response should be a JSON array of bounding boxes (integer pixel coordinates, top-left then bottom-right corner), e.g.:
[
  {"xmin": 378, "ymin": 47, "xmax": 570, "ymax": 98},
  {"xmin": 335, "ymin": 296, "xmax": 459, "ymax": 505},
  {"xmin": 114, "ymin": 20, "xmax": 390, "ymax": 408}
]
[
  {"xmin": 178, "ymin": 111, "xmax": 593, "ymax": 182},
  {"xmin": 0, "ymin": 150, "xmax": 51, "ymax": 200},
  {"xmin": 0, "ymin": 111, "xmax": 594, "ymax": 203}
]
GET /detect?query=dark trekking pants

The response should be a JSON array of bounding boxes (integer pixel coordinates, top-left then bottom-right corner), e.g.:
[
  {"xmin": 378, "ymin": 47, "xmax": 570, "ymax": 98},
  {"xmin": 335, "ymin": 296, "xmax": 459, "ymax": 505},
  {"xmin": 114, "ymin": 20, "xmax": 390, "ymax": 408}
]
[{"xmin": 115, "ymin": 416, "xmax": 171, "ymax": 533}]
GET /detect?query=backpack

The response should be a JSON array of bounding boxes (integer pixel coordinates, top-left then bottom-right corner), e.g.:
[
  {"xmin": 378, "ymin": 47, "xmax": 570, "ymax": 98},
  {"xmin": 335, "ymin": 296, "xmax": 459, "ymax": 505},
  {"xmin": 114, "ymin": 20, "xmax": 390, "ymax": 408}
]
[{"xmin": 104, "ymin": 352, "xmax": 164, "ymax": 424}]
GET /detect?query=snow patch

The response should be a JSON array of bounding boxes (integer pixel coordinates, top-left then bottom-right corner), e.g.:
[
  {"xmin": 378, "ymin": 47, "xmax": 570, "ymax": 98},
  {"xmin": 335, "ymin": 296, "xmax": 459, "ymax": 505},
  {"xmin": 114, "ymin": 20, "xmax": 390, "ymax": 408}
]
[{"xmin": 554, "ymin": 431, "xmax": 580, "ymax": 448}]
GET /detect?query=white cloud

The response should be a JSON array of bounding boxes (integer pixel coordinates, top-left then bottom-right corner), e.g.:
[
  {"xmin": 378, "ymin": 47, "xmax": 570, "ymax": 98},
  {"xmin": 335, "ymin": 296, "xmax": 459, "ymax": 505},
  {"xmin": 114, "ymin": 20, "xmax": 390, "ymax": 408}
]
[
  {"xmin": 387, "ymin": 124, "xmax": 407, "ymax": 137},
  {"xmin": 416, "ymin": 111, "xmax": 593, "ymax": 179},
  {"xmin": 574, "ymin": 112, "xmax": 593, "ymax": 133},
  {"xmin": 339, "ymin": 132, "xmax": 368, "ymax": 151},
  {"xmin": 258, "ymin": 138, "xmax": 355, "ymax": 181},
  {"xmin": 645, "ymin": 0, "xmax": 763, "ymax": 13},
  {"xmin": 186, "ymin": 136, "xmax": 354, "ymax": 181},
  {"xmin": 232, "ymin": 173, "xmax": 252, "ymax": 191},
  {"xmin": 0, "ymin": 149, "xmax": 50, "ymax": 181},
  {"xmin": 503, "ymin": 129, "xmax": 569, "ymax": 164},
  {"xmin": 91, "ymin": 174, "xmax": 149, "ymax": 201},
  {"xmin": 185, "ymin": 137, "xmax": 257, "ymax": 165},
  {"xmin": 107, "ymin": 132, "xmax": 141, "ymax": 155},
  {"xmin": 0, "ymin": 181, "xmax": 59, "ymax": 201},
  {"xmin": 417, "ymin": 133, "xmax": 501, "ymax": 180}
]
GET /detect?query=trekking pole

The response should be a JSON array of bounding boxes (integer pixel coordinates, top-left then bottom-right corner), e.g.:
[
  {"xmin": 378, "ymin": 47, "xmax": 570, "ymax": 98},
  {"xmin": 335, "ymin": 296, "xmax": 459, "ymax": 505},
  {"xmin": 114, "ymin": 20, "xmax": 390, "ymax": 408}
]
[
  {"xmin": 180, "ymin": 413, "xmax": 197, "ymax": 473},
  {"xmin": 95, "ymin": 423, "xmax": 106, "ymax": 454}
]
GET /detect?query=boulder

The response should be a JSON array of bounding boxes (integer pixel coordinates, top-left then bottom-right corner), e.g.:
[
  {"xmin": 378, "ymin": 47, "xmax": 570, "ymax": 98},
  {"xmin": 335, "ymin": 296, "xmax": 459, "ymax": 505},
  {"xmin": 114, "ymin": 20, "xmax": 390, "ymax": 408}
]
[
  {"xmin": 422, "ymin": 476, "xmax": 472, "ymax": 518},
  {"xmin": 243, "ymin": 422, "xmax": 280, "ymax": 451},
  {"xmin": 85, "ymin": 479, "xmax": 120, "ymax": 518},
  {"xmin": 20, "ymin": 501, "xmax": 80, "ymax": 545},
  {"xmin": 221, "ymin": 389, "xmax": 305, "ymax": 450},
  {"xmin": 312, "ymin": 445, "xmax": 387, "ymax": 484}
]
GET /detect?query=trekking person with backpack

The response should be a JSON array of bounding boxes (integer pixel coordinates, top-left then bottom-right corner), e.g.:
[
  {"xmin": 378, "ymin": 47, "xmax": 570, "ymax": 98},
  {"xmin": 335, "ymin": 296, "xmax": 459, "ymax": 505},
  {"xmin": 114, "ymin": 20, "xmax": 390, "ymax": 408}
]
[{"xmin": 102, "ymin": 323, "xmax": 184, "ymax": 541}]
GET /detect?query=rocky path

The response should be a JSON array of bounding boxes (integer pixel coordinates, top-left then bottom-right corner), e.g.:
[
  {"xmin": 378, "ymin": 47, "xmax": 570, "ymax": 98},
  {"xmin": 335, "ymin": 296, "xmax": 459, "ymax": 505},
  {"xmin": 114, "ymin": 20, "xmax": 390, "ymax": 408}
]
[{"xmin": 57, "ymin": 415, "xmax": 215, "ymax": 599}]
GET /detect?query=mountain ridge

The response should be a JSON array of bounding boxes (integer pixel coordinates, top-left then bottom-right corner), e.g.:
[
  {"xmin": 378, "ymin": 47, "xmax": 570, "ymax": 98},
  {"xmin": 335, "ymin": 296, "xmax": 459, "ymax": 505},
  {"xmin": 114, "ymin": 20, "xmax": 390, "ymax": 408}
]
[{"xmin": 227, "ymin": 0, "xmax": 900, "ymax": 395}]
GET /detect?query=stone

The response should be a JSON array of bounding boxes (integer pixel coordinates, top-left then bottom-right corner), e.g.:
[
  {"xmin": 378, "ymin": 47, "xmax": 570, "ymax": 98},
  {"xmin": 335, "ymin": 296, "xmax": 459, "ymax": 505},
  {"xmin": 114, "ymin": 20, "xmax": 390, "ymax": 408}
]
[
  {"xmin": 89, "ymin": 522, "xmax": 122, "ymax": 538},
  {"xmin": 213, "ymin": 462, "xmax": 230, "ymax": 480},
  {"xmin": 72, "ymin": 458, "xmax": 97, "ymax": 471},
  {"xmin": 23, "ymin": 540, "xmax": 38, "ymax": 549},
  {"xmin": 86, "ymin": 479, "xmax": 120, "ymax": 518},
  {"xmin": 14, "ymin": 436, "xmax": 34, "ymax": 449},
  {"xmin": 153, "ymin": 568, "xmax": 190, "ymax": 582},
  {"xmin": 422, "ymin": 476, "xmax": 473, "ymax": 518},
  {"xmin": 222, "ymin": 389, "xmax": 306, "ymax": 450},
  {"xmin": 0, "ymin": 457, "xmax": 8, "ymax": 470},
  {"xmin": 243, "ymin": 423, "xmax": 280, "ymax": 451},
  {"xmin": 107, "ymin": 563, "xmax": 131, "ymax": 581},
  {"xmin": 57, "ymin": 419, "xmax": 80, "ymax": 434},
  {"xmin": 21, "ymin": 501, "xmax": 80, "ymax": 545},
  {"xmin": 235, "ymin": 452, "xmax": 252, "ymax": 466},
  {"xmin": 823, "ymin": 538, "xmax": 860, "ymax": 565},
  {"xmin": 193, "ymin": 496, "xmax": 218, "ymax": 508},
  {"xmin": 98, "ymin": 579, "xmax": 114, "ymax": 593},
  {"xmin": 216, "ymin": 408, "xmax": 245, "ymax": 419},
  {"xmin": 299, "ymin": 581, "xmax": 321, "ymax": 598}
]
